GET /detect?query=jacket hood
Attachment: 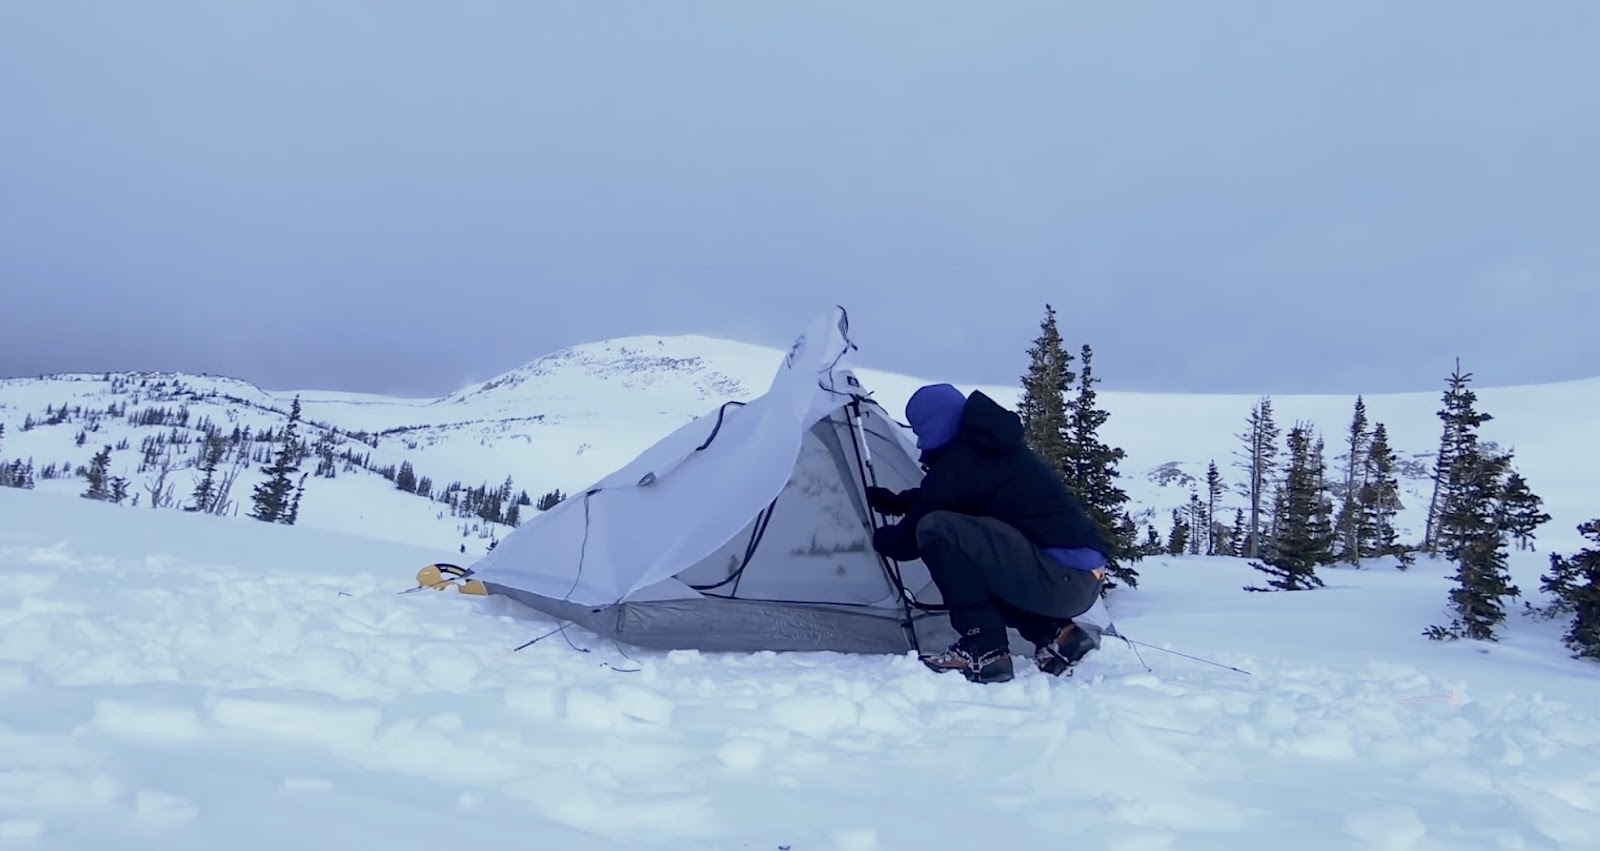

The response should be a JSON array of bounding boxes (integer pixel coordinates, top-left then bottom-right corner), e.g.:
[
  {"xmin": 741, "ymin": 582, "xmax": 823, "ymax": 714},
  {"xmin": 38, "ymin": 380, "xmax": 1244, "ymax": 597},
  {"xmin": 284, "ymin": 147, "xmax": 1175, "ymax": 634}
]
[
  {"xmin": 954, "ymin": 390, "xmax": 1026, "ymax": 456},
  {"xmin": 906, "ymin": 386, "xmax": 1026, "ymax": 462}
]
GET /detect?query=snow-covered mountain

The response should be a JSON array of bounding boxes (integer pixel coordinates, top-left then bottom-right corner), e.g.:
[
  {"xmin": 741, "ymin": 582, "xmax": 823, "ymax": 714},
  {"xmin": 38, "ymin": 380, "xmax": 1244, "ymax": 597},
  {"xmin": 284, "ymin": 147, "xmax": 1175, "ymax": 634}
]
[{"xmin": 2, "ymin": 332, "xmax": 1597, "ymax": 557}]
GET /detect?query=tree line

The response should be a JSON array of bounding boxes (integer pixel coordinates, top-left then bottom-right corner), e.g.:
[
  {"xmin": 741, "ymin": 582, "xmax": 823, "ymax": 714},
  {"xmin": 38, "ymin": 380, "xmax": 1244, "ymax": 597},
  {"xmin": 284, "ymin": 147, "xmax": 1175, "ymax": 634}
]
[{"xmin": 1013, "ymin": 304, "xmax": 1594, "ymax": 660}]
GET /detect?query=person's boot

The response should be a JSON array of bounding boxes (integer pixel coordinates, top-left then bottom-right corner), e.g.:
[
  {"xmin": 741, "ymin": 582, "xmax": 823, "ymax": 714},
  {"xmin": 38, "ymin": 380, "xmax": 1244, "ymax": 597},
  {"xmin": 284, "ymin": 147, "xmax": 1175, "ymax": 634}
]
[
  {"xmin": 1033, "ymin": 619, "xmax": 1099, "ymax": 676},
  {"xmin": 920, "ymin": 631, "xmax": 1014, "ymax": 683}
]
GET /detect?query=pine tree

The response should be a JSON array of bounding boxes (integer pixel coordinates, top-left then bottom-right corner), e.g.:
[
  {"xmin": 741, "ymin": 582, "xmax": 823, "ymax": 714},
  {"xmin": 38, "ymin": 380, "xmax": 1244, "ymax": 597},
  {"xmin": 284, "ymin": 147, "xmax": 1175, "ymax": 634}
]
[
  {"xmin": 1142, "ymin": 524, "xmax": 1163, "ymax": 555},
  {"xmin": 1426, "ymin": 448, "xmax": 1519, "ymax": 641},
  {"xmin": 1017, "ymin": 304, "xmax": 1073, "ymax": 476},
  {"xmin": 1498, "ymin": 471, "xmax": 1550, "ymax": 552},
  {"xmin": 191, "ymin": 430, "xmax": 226, "ymax": 513},
  {"xmin": 1186, "ymin": 486, "xmax": 1205, "ymax": 555},
  {"xmin": 1066, "ymin": 343, "xmax": 1140, "ymax": 587},
  {"xmin": 1234, "ymin": 397, "xmax": 1280, "ymax": 558},
  {"xmin": 82, "ymin": 445, "xmax": 112, "ymax": 501},
  {"xmin": 1424, "ymin": 361, "xmax": 1489, "ymax": 553},
  {"xmin": 250, "ymin": 396, "xmax": 305, "ymax": 524},
  {"xmin": 1244, "ymin": 422, "xmax": 1333, "ymax": 592},
  {"xmin": 1204, "ymin": 460, "xmax": 1224, "ymax": 556},
  {"xmin": 1535, "ymin": 517, "xmax": 1600, "ymax": 661},
  {"xmin": 1359, "ymin": 422, "xmax": 1409, "ymax": 567},
  {"xmin": 1165, "ymin": 507, "xmax": 1189, "ymax": 556},
  {"xmin": 1336, "ymin": 396, "xmax": 1371, "ymax": 564}
]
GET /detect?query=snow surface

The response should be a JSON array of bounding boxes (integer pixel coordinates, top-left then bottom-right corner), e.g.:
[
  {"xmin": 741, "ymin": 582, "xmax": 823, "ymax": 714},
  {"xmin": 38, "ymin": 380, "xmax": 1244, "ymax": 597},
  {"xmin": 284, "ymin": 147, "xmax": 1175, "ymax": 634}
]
[{"xmin": 3, "ymin": 486, "xmax": 1599, "ymax": 850}]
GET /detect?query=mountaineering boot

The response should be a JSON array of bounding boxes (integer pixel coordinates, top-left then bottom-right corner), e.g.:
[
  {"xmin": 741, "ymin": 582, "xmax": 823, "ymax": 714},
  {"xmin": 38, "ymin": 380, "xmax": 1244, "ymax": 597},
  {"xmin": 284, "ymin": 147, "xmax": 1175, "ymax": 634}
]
[
  {"xmin": 1034, "ymin": 620, "xmax": 1099, "ymax": 676},
  {"xmin": 920, "ymin": 633, "xmax": 1014, "ymax": 683}
]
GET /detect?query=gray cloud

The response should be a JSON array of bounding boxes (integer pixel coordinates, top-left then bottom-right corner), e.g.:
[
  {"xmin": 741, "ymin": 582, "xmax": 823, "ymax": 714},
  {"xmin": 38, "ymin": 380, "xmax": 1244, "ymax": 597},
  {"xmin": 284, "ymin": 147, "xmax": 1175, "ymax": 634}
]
[{"xmin": 3, "ymin": 1, "xmax": 1597, "ymax": 398}]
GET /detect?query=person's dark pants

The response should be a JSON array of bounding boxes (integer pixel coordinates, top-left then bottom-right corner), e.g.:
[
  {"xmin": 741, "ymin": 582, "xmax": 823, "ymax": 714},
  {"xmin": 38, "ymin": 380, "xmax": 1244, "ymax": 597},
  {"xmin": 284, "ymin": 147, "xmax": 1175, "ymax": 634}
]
[{"xmin": 914, "ymin": 510, "xmax": 1103, "ymax": 654}]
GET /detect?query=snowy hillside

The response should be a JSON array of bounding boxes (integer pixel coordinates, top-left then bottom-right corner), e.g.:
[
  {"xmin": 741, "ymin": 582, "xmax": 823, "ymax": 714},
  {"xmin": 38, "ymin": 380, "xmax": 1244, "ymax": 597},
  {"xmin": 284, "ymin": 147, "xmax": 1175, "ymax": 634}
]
[
  {"xmin": 3, "ymin": 486, "xmax": 1598, "ymax": 849},
  {"xmin": 3, "ymin": 331, "xmax": 1597, "ymax": 556}
]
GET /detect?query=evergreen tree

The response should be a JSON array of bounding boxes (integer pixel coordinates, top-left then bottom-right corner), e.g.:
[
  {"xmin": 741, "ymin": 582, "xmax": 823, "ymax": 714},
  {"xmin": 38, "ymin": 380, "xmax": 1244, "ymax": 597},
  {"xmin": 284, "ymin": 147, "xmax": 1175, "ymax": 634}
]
[
  {"xmin": 250, "ymin": 396, "xmax": 305, "ymax": 524},
  {"xmin": 1359, "ymin": 422, "xmax": 1409, "ymax": 567},
  {"xmin": 1535, "ymin": 517, "xmax": 1600, "ymax": 661},
  {"xmin": 1233, "ymin": 397, "xmax": 1280, "ymax": 558},
  {"xmin": 1017, "ymin": 304, "xmax": 1073, "ymax": 476},
  {"xmin": 1424, "ymin": 361, "xmax": 1488, "ymax": 553},
  {"xmin": 1204, "ymin": 460, "xmax": 1224, "ymax": 555},
  {"xmin": 1244, "ymin": 422, "xmax": 1333, "ymax": 592},
  {"xmin": 1426, "ymin": 448, "xmax": 1519, "ymax": 641},
  {"xmin": 1165, "ymin": 507, "xmax": 1189, "ymax": 556},
  {"xmin": 191, "ymin": 430, "xmax": 226, "ymax": 513},
  {"xmin": 1498, "ymin": 471, "xmax": 1550, "ymax": 552},
  {"xmin": 1066, "ymin": 343, "xmax": 1140, "ymax": 587},
  {"xmin": 1142, "ymin": 523, "xmax": 1163, "ymax": 555},
  {"xmin": 81, "ymin": 445, "xmax": 112, "ymax": 501},
  {"xmin": 1186, "ymin": 486, "xmax": 1205, "ymax": 555},
  {"xmin": 1336, "ymin": 395, "xmax": 1371, "ymax": 564},
  {"xmin": 396, "ymin": 461, "xmax": 417, "ymax": 493}
]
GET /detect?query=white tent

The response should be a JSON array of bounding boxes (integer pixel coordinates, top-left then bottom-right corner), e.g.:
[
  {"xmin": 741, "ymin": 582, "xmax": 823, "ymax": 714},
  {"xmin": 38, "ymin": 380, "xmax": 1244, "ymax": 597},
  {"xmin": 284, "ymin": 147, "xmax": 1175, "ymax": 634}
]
[{"xmin": 465, "ymin": 306, "xmax": 1110, "ymax": 655}]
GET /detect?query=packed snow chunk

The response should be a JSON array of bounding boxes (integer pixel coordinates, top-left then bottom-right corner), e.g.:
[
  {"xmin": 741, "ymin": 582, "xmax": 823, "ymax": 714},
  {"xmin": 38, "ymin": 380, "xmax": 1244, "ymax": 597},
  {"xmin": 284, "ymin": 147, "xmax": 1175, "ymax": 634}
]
[
  {"xmin": 419, "ymin": 652, "xmax": 483, "ymax": 694},
  {"xmin": 1343, "ymin": 805, "xmax": 1428, "ymax": 850},
  {"xmin": 768, "ymin": 693, "xmax": 861, "ymax": 740},
  {"xmin": 205, "ymin": 689, "xmax": 381, "ymax": 747},
  {"xmin": 89, "ymin": 698, "xmax": 206, "ymax": 741},
  {"xmin": 715, "ymin": 737, "xmax": 766, "ymax": 772},
  {"xmin": 133, "ymin": 790, "xmax": 199, "ymax": 827},
  {"xmin": 829, "ymin": 827, "xmax": 879, "ymax": 850},
  {"xmin": 0, "ymin": 819, "xmax": 45, "ymax": 841},
  {"xmin": 502, "ymin": 682, "xmax": 564, "ymax": 721},
  {"xmin": 610, "ymin": 682, "xmax": 675, "ymax": 727},
  {"xmin": 563, "ymin": 687, "xmax": 627, "ymax": 730},
  {"xmin": 0, "ymin": 663, "xmax": 31, "ymax": 692},
  {"xmin": 0, "ymin": 770, "xmax": 120, "ymax": 811}
]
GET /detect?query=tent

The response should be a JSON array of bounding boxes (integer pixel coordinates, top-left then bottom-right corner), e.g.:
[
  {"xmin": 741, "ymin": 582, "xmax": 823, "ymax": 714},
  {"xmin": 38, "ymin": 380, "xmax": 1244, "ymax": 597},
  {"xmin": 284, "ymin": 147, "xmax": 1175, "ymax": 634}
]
[{"xmin": 463, "ymin": 306, "xmax": 1112, "ymax": 656}]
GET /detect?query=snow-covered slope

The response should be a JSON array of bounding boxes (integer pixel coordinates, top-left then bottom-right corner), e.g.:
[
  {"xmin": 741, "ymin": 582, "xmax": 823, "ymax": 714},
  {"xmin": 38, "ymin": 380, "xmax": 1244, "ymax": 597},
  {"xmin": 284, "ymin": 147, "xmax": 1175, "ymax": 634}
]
[
  {"xmin": 4, "ymin": 332, "xmax": 1597, "ymax": 555},
  {"xmin": 3, "ymin": 486, "xmax": 1598, "ymax": 849}
]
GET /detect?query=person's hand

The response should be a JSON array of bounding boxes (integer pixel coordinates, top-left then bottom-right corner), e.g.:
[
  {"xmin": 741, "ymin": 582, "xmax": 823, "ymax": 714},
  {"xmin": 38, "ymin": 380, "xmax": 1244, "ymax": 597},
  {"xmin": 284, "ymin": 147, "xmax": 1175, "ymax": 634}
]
[{"xmin": 865, "ymin": 486, "xmax": 904, "ymax": 516}]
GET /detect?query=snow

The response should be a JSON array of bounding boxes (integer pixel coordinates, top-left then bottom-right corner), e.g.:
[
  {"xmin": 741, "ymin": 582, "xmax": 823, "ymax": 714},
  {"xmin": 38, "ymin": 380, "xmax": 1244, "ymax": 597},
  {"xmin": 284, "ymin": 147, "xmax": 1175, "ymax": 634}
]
[
  {"xmin": 3, "ymin": 486, "xmax": 1598, "ymax": 850},
  {"xmin": 3, "ymin": 329, "xmax": 1600, "ymax": 848}
]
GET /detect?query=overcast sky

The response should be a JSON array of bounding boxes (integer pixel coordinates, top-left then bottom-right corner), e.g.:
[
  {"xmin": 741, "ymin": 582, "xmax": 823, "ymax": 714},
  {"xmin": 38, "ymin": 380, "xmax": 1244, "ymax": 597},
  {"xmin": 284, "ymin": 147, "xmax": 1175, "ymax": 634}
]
[{"xmin": 3, "ymin": 1, "xmax": 1597, "ymax": 398}]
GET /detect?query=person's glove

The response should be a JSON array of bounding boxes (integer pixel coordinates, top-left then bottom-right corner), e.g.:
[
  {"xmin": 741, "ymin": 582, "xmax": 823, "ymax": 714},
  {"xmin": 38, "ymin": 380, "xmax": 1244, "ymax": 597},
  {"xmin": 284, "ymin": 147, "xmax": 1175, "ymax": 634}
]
[{"xmin": 865, "ymin": 486, "xmax": 905, "ymax": 516}]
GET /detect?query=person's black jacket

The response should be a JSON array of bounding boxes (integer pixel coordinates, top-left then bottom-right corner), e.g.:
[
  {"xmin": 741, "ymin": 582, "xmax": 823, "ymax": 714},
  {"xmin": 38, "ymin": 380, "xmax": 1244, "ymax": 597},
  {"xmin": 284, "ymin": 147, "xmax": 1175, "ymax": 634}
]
[{"xmin": 868, "ymin": 390, "xmax": 1109, "ymax": 562}]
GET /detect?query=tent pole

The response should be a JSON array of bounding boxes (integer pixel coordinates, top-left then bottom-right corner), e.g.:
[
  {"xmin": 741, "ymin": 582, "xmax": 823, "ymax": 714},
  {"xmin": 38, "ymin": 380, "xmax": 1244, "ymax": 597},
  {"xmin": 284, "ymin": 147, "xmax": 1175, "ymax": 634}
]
[{"xmin": 845, "ymin": 398, "xmax": 926, "ymax": 653}]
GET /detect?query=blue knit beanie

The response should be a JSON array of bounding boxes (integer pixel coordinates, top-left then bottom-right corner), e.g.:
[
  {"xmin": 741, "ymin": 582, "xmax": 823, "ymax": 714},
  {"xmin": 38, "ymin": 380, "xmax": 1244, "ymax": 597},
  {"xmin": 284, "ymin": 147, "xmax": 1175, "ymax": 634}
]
[{"xmin": 905, "ymin": 383, "xmax": 967, "ymax": 454}]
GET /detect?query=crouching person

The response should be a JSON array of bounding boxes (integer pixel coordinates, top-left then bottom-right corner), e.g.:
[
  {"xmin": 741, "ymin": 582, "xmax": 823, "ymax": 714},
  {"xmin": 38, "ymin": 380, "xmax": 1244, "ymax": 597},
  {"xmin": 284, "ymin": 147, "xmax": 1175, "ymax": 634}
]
[{"xmin": 868, "ymin": 383, "xmax": 1108, "ymax": 683}]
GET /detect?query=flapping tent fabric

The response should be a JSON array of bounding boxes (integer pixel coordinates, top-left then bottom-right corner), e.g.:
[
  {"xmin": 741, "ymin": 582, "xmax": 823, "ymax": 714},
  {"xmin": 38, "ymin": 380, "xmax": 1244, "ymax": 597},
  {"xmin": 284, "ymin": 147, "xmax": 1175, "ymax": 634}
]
[{"xmin": 465, "ymin": 306, "xmax": 1113, "ymax": 655}]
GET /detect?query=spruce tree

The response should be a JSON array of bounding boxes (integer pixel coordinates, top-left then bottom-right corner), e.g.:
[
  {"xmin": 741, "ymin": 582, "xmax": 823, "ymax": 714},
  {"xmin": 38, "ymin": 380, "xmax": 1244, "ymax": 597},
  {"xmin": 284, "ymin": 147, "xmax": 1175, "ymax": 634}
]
[
  {"xmin": 250, "ymin": 396, "xmax": 305, "ymax": 524},
  {"xmin": 1066, "ymin": 343, "xmax": 1140, "ymax": 587},
  {"xmin": 1424, "ymin": 361, "xmax": 1488, "ymax": 553},
  {"xmin": 1535, "ymin": 518, "xmax": 1600, "ymax": 661},
  {"xmin": 1336, "ymin": 395, "xmax": 1371, "ymax": 564},
  {"xmin": 1498, "ymin": 471, "xmax": 1550, "ymax": 552},
  {"xmin": 1165, "ymin": 508, "xmax": 1189, "ymax": 556},
  {"xmin": 1204, "ymin": 460, "xmax": 1224, "ymax": 555},
  {"xmin": 1186, "ymin": 486, "xmax": 1205, "ymax": 555},
  {"xmin": 1244, "ymin": 422, "xmax": 1333, "ymax": 592},
  {"xmin": 1360, "ymin": 422, "xmax": 1410, "ymax": 568},
  {"xmin": 191, "ymin": 430, "xmax": 226, "ymax": 513},
  {"xmin": 82, "ymin": 445, "xmax": 112, "ymax": 501},
  {"xmin": 1233, "ymin": 397, "xmax": 1280, "ymax": 558},
  {"xmin": 1426, "ymin": 448, "xmax": 1519, "ymax": 641},
  {"xmin": 1143, "ymin": 524, "xmax": 1163, "ymax": 555},
  {"xmin": 1017, "ymin": 304, "xmax": 1073, "ymax": 476}
]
